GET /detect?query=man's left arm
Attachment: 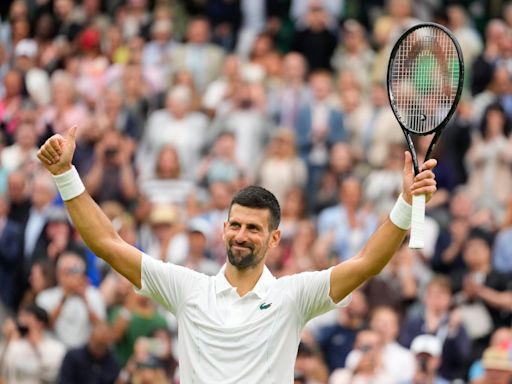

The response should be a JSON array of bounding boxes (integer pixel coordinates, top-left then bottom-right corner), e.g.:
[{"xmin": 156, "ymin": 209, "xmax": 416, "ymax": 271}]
[{"xmin": 329, "ymin": 152, "xmax": 437, "ymax": 303}]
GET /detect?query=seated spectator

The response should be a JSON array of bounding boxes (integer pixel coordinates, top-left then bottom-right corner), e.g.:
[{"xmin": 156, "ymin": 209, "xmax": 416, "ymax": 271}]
[
  {"xmin": 329, "ymin": 328, "xmax": 397, "ymax": 383},
  {"xmin": 471, "ymin": 345, "xmax": 512, "ymax": 384},
  {"xmin": 492, "ymin": 197, "xmax": 512, "ymax": 274},
  {"xmin": 139, "ymin": 203, "xmax": 187, "ymax": 264},
  {"xmin": 108, "ymin": 284, "xmax": 168, "ymax": 366},
  {"xmin": 181, "ymin": 217, "xmax": 220, "ymax": 275},
  {"xmin": 36, "ymin": 251, "xmax": 106, "ymax": 348},
  {"xmin": 399, "ymin": 276, "xmax": 471, "ymax": 382},
  {"xmin": 408, "ymin": 334, "xmax": 449, "ymax": 384},
  {"xmin": 294, "ymin": 340, "xmax": 329, "ymax": 384},
  {"xmin": 196, "ymin": 132, "xmax": 245, "ymax": 188},
  {"xmin": 0, "ymin": 122, "xmax": 39, "ymax": 173},
  {"xmin": 315, "ymin": 289, "xmax": 368, "ymax": 373},
  {"xmin": 370, "ymin": 306, "xmax": 415, "ymax": 382},
  {"xmin": 1, "ymin": 304, "xmax": 65, "ymax": 383},
  {"xmin": 468, "ymin": 327, "xmax": 512, "ymax": 382},
  {"xmin": 58, "ymin": 322, "xmax": 120, "ymax": 384},
  {"xmin": 138, "ymin": 144, "xmax": 196, "ymax": 206}
]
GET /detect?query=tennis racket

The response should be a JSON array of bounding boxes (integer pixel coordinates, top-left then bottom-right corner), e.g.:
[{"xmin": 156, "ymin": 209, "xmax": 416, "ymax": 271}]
[{"xmin": 387, "ymin": 23, "xmax": 464, "ymax": 249}]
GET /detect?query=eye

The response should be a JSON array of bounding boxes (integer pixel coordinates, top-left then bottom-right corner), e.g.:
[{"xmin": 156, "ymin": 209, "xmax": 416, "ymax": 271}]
[{"xmin": 229, "ymin": 222, "xmax": 240, "ymax": 229}]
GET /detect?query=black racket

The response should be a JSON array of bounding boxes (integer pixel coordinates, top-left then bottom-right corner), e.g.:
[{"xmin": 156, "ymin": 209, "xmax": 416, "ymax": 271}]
[{"xmin": 387, "ymin": 23, "xmax": 464, "ymax": 249}]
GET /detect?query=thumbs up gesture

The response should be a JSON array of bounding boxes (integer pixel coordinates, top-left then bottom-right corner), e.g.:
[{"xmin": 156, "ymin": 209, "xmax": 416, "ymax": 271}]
[{"xmin": 37, "ymin": 126, "xmax": 78, "ymax": 175}]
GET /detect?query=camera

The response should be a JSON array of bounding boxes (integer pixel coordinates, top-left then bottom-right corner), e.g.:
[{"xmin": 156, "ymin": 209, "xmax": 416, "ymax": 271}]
[
  {"xmin": 16, "ymin": 322, "xmax": 29, "ymax": 337},
  {"xmin": 104, "ymin": 147, "xmax": 118, "ymax": 159}
]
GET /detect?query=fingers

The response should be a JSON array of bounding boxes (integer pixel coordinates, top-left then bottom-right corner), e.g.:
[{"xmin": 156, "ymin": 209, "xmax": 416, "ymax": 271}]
[{"xmin": 37, "ymin": 135, "xmax": 64, "ymax": 165}]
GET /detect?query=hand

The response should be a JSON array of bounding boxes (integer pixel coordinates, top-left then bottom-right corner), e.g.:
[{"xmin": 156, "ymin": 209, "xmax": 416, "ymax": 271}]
[
  {"xmin": 402, "ymin": 151, "xmax": 437, "ymax": 205},
  {"xmin": 37, "ymin": 126, "xmax": 77, "ymax": 175}
]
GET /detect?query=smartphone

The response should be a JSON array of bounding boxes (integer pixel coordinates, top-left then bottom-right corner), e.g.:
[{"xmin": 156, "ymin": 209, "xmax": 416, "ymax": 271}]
[{"xmin": 139, "ymin": 337, "xmax": 166, "ymax": 357}]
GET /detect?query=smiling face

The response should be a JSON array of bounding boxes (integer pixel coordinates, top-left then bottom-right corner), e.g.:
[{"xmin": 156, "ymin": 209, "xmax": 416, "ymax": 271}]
[{"xmin": 223, "ymin": 204, "xmax": 280, "ymax": 270}]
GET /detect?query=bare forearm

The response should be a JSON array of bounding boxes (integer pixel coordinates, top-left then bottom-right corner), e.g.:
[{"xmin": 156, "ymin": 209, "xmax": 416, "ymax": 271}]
[
  {"xmin": 330, "ymin": 219, "xmax": 407, "ymax": 302},
  {"xmin": 64, "ymin": 192, "xmax": 141, "ymax": 287},
  {"xmin": 360, "ymin": 219, "xmax": 408, "ymax": 275},
  {"xmin": 477, "ymin": 286, "xmax": 512, "ymax": 311}
]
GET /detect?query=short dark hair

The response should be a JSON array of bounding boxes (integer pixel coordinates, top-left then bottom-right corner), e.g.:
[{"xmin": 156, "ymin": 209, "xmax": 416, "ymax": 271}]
[{"xmin": 229, "ymin": 186, "xmax": 281, "ymax": 230}]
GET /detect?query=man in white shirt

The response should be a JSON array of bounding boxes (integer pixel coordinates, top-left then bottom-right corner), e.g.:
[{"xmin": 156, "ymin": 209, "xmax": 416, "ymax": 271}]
[{"xmin": 36, "ymin": 126, "xmax": 438, "ymax": 383}]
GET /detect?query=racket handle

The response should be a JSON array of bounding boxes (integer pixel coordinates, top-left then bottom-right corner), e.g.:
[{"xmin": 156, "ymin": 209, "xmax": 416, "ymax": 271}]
[{"xmin": 409, "ymin": 194, "xmax": 425, "ymax": 249}]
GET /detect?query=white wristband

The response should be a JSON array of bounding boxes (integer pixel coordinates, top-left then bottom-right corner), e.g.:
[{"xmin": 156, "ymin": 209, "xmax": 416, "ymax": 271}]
[
  {"xmin": 389, "ymin": 194, "xmax": 412, "ymax": 230},
  {"xmin": 53, "ymin": 166, "xmax": 85, "ymax": 201}
]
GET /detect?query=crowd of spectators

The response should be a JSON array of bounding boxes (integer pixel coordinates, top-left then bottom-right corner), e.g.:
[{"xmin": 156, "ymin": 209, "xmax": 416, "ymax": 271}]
[{"xmin": 0, "ymin": 0, "xmax": 512, "ymax": 382}]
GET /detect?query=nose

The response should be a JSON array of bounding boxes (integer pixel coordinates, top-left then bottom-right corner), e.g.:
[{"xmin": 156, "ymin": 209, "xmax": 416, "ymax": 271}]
[{"xmin": 233, "ymin": 227, "xmax": 247, "ymax": 243}]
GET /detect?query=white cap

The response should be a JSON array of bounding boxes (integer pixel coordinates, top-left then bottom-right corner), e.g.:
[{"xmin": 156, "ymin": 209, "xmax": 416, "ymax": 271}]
[
  {"xmin": 15, "ymin": 39, "xmax": 38, "ymax": 58},
  {"xmin": 410, "ymin": 334, "xmax": 442, "ymax": 357}
]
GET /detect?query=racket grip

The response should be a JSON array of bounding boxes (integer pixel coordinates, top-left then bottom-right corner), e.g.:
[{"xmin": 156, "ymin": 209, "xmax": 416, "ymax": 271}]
[{"xmin": 408, "ymin": 194, "xmax": 425, "ymax": 249}]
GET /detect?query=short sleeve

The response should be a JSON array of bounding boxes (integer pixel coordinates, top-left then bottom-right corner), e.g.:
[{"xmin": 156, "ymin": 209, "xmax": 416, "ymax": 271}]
[
  {"xmin": 135, "ymin": 253, "xmax": 207, "ymax": 315},
  {"xmin": 284, "ymin": 267, "xmax": 351, "ymax": 324}
]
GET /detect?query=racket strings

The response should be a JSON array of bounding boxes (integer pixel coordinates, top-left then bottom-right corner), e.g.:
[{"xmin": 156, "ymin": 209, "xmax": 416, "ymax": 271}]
[{"xmin": 391, "ymin": 26, "xmax": 460, "ymax": 134}]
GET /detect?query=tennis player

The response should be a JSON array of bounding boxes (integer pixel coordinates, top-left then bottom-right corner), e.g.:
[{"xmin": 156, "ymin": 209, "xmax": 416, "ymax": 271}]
[{"xmin": 37, "ymin": 127, "xmax": 437, "ymax": 383}]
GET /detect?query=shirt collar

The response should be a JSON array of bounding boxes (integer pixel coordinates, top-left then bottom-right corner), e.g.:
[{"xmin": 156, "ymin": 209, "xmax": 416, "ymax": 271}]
[{"xmin": 214, "ymin": 264, "xmax": 276, "ymax": 299}]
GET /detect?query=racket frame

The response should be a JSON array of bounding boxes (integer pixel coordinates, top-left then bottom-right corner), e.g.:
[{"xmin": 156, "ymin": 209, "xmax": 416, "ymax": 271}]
[{"xmin": 386, "ymin": 22, "xmax": 464, "ymax": 248}]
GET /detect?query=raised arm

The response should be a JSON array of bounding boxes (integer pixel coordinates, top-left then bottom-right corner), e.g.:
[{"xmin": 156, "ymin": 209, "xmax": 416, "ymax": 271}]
[
  {"xmin": 37, "ymin": 127, "xmax": 142, "ymax": 288},
  {"xmin": 329, "ymin": 152, "xmax": 437, "ymax": 303}
]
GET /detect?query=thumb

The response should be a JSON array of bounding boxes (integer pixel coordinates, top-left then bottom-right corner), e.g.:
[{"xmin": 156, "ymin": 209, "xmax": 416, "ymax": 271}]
[
  {"xmin": 66, "ymin": 125, "xmax": 77, "ymax": 142},
  {"xmin": 403, "ymin": 151, "xmax": 413, "ymax": 175}
]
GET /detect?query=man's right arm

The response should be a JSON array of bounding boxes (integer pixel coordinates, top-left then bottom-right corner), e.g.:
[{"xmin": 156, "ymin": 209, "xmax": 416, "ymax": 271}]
[
  {"xmin": 37, "ymin": 127, "xmax": 142, "ymax": 288},
  {"xmin": 65, "ymin": 189, "xmax": 142, "ymax": 288}
]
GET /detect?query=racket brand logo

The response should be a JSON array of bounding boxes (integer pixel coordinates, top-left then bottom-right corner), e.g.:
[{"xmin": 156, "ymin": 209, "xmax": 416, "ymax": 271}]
[{"xmin": 259, "ymin": 302, "xmax": 272, "ymax": 310}]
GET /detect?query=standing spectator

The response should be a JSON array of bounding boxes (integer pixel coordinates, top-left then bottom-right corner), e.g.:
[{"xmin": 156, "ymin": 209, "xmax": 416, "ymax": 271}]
[
  {"xmin": 255, "ymin": 129, "xmax": 307, "ymax": 205},
  {"xmin": 58, "ymin": 322, "xmax": 120, "ymax": 384},
  {"xmin": 138, "ymin": 85, "xmax": 209, "ymax": 180},
  {"xmin": 296, "ymin": 70, "xmax": 346, "ymax": 198},
  {"xmin": 1, "ymin": 304, "xmax": 66, "ymax": 383},
  {"xmin": 0, "ymin": 69, "xmax": 24, "ymax": 144},
  {"xmin": 317, "ymin": 176, "xmax": 378, "ymax": 262},
  {"xmin": 465, "ymin": 102, "xmax": 512, "ymax": 223},
  {"xmin": 291, "ymin": 2, "xmax": 337, "ymax": 72},
  {"xmin": 470, "ymin": 19, "xmax": 508, "ymax": 96},
  {"xmin": 408, "ymin": 334, "xmax": 450, "ymax": 384},
  {"xmin": 83, "ymin": 129, "xmax": 138, "ymax": 207},
  {"xmin": 0, "ymin": 193, "xmax": 23, "ymax": 310},
  {"xmin": 170, "ymin": 16, "xmax": 225, "ymax": 91},
  {"xmin": 267, "ymin": 52, "xmax": 310, "ymax": 131},
  {"xmin": 36, "ymin": 251, "xmax": 106, "ymax": 348},
  {"xmin": 23, "ymin": 173, "xmax": 58, "ymax": 272},
  {"xmin": 37, "ymin": 70, "xmax": 89, "ymax": 139},
  {"xmin": 6, "ymin": 170, "xmax": 30, "ymax": 225},
  {"xmin": 331, "ymin": 20, "xmax": 375, "ymax": 93}
]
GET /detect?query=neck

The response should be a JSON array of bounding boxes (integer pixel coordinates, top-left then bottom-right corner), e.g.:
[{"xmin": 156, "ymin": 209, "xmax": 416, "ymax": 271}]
[{"xmin": 225, "ymin": 262, "xmax": 265, "ymax": 297}]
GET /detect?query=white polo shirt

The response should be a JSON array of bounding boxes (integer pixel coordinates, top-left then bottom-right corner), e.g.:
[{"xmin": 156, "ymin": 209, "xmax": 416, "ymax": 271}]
[{"xmin": 137, "ymin": 252, "xmax": 350, "ymax": 384}]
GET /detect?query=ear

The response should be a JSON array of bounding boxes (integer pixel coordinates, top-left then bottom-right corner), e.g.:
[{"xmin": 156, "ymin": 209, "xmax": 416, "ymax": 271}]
[
  {"xmin": 268, "ymin": 229, "xmax": 281, "ymax": 249},
  {"xmin": 222, "ymin": 221, "xmax": 228, "ymax": 241}
]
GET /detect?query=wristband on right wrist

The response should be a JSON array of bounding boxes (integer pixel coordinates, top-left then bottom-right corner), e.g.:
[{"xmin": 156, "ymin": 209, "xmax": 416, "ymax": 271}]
[
  {"xmin": 52, "ymin": 166, "xmax": 85, "ymax": 201},
  {"xmin": 389, "ymin": 194, "xmax": 412, "ymax": 230}
]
